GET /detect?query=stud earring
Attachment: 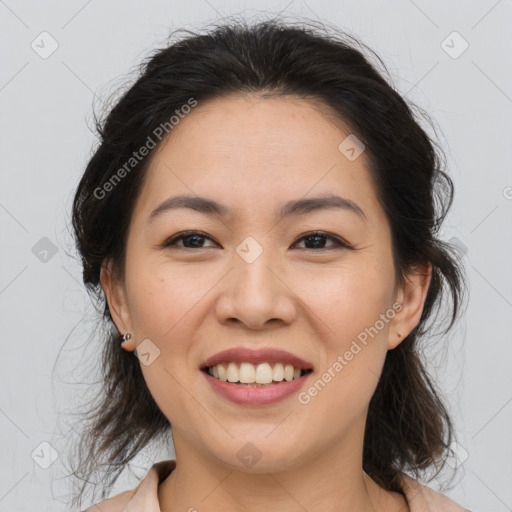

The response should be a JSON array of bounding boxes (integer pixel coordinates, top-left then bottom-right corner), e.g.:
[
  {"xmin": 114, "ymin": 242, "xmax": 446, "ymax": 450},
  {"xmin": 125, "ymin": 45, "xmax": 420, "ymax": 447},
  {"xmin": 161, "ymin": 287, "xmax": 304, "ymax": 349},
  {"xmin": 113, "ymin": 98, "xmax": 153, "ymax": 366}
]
[{"xmin": 121, "ymin": 332, "xmax": 135, "ymax": 351}]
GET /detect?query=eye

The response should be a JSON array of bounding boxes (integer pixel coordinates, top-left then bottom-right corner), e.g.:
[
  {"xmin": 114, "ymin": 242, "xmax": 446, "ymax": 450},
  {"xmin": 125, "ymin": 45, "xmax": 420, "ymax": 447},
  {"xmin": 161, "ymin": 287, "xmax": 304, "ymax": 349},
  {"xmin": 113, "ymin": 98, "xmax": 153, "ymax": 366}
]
[
  {"xmin": 162, "ymin": 230, "xmax": 218, "ymax": 249},
  {"xmin": 292, "ymin": 231, "xmax": 350, "ymax": 251},
  {"xmin": 162, "ymin": 230, "xmax": 350, "ymax": 251}
]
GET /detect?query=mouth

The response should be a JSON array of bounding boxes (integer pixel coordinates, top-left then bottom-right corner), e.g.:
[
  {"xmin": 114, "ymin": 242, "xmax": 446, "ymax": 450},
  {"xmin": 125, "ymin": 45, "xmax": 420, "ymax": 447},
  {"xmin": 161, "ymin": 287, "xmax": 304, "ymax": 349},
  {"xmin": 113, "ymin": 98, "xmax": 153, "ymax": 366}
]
[
  {"xmin": 200, "ymin": 348, "xmax": 314, "ymax": 405},
  {"xmin": 200, "ymin": 362, "xmax": 314, "ymax": 387}
]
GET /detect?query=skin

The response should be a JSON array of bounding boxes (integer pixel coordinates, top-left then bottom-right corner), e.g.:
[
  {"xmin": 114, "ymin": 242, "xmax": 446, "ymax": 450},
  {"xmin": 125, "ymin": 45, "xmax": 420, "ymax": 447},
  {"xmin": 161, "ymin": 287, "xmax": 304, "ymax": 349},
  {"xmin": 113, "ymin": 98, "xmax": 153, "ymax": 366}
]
[{"xmin": 101, "ymin": 94, "xmax": 431, "ymax": 512}]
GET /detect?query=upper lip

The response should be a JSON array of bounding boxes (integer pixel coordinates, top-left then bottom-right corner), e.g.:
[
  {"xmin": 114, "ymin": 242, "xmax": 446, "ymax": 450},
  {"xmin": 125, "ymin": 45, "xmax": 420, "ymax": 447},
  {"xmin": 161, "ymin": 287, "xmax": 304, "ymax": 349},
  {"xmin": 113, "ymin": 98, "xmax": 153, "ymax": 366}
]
[{"xmin": 201, "ymin": 347, "xmax": 314, "ymax": 371}]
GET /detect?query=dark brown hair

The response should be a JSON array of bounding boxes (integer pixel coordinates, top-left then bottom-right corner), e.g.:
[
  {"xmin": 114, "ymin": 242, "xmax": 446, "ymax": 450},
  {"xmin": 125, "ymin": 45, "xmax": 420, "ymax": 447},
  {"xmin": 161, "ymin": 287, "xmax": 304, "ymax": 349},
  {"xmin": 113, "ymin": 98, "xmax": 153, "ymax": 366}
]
[{"xmin": 67, "ymin": 16, "xmax": 467, "ymax": 508}]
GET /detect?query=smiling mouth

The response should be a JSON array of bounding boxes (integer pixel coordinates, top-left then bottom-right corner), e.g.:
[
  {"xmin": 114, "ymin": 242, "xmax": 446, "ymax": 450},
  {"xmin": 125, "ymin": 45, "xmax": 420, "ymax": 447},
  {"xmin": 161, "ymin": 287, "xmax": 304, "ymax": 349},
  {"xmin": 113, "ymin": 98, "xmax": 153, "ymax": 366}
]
[{"xmin": 201, "ymin": 361, "xmax": 313, "ymax": 386}]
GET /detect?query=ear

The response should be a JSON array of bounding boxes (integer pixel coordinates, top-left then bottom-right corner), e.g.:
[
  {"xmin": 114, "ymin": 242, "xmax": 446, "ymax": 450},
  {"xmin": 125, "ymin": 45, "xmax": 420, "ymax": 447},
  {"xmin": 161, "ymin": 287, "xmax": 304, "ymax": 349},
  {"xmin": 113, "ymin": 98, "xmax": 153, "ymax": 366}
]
[
  {"xmin": 100, "ymin": 260, "xmax": 133, "ymax": 340},
  {"xmin": 388, "ymin": 262, "xmax": 432, "ymax": 350}
]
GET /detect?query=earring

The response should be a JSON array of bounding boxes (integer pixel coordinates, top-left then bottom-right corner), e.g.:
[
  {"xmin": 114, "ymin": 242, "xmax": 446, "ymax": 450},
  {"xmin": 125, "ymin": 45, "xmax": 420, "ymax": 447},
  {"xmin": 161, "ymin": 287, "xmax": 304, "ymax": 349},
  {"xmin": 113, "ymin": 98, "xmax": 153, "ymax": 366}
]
[{"xmin": 121, "ymin": 332, "xmax": 135, "ymax": 351}]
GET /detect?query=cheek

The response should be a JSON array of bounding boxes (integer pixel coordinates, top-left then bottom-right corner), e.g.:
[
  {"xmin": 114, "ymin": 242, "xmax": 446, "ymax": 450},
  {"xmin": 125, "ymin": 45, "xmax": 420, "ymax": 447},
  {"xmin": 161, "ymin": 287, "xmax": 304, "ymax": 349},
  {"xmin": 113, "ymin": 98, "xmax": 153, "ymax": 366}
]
[
  {"xmin": 126, "ymin": 263, "xmax": 203, "ymax": 423},
  {"xmin": 124, "ymin": 254, "xmax": 206, "ymax": 340},
  {"xmin": 296, "ymin": 259, "xmax": 393, "ymax": 406},
  {"xmin": 296, "ymin": 257, "xmax": 395, "ymax": 341}
]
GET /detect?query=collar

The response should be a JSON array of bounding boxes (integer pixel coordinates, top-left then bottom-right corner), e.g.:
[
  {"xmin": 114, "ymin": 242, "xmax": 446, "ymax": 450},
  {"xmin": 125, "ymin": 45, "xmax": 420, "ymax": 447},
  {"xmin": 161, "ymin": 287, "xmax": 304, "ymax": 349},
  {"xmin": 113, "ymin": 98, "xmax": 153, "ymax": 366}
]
[{"xmin": 123, "ymin": 460, "xmax": 176, "ymax": 512}]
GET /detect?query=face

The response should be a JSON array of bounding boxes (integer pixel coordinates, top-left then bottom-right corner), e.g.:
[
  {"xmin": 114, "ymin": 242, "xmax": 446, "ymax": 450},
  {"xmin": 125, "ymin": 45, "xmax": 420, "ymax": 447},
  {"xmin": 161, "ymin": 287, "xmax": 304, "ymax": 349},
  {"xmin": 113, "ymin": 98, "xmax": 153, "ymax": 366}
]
[{"xmin": 102, "ymin": 94, "xmax": 430, "ymax": 473}]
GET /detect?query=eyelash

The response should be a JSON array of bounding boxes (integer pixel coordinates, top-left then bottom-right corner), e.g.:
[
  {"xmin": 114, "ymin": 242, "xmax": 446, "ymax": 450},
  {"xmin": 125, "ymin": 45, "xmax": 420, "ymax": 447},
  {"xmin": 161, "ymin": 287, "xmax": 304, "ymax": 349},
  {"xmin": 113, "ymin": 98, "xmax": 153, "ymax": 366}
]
[{"xmin": 161, "ymin": 230, "xmax": 351, "ymax": 251}]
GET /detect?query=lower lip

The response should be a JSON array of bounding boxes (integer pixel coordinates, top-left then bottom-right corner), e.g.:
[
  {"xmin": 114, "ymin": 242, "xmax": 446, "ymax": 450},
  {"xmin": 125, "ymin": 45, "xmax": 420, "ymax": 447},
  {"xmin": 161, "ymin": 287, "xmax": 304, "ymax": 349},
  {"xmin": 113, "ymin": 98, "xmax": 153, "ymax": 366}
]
[{"xmin": 202, "ymin": 370, "xmax": 312, "ymax": 405}]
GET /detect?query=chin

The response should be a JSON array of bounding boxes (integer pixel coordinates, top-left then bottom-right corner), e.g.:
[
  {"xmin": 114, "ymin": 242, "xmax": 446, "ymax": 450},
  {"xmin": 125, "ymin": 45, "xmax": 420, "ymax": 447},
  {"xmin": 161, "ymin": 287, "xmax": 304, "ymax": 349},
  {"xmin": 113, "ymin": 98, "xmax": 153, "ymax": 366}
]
[{"xmin": 206, "ymin": 435, "xmax": 304, "ymax": 473}]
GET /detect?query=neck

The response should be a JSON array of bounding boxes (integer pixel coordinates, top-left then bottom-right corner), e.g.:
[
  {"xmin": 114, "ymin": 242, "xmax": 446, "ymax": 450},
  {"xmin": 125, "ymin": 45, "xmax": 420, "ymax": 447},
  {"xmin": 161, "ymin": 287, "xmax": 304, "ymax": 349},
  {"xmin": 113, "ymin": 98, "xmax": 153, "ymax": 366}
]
[{"xmin": 157, "ymin": 428, "xmax": 407, "ymax": 512}]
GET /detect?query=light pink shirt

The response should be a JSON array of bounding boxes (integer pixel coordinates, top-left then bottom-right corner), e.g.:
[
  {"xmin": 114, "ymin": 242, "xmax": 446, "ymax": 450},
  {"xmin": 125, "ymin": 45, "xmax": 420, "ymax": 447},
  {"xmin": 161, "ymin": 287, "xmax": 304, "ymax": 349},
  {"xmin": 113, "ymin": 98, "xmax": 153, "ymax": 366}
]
[{"xmin": 85, "ymin": 460, "xmax": 471, "ymax": 512}]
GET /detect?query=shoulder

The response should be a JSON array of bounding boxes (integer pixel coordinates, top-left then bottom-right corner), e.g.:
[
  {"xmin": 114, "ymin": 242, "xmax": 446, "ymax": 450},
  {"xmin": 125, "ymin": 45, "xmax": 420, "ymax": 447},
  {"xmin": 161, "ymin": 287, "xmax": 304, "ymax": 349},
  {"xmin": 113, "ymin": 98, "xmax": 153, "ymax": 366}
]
[
  {"xmin": 83, "ymin": 489, "xmax": 134, "ymax": 511},
  {"xmin": 401, "ymin": 474, "xmax": 472, "ymax": 512}
]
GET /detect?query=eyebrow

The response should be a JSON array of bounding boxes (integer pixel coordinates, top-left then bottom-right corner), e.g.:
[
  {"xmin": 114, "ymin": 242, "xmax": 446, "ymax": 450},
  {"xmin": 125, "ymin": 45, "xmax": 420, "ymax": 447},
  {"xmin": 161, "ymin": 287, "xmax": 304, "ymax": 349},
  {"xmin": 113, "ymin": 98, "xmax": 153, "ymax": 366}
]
[{"xmin": 147, "ymin": 194, "xmax": 367, "ymax": 223}]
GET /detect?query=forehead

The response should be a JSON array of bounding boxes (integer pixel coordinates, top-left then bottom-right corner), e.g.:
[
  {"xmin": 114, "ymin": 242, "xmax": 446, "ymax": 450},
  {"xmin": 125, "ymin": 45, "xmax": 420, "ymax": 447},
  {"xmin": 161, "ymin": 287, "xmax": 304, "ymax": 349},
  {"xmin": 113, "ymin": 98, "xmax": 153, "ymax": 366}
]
[{"xmin": 134, "ymin": 94, "xmax": 380, "ymax": 224}]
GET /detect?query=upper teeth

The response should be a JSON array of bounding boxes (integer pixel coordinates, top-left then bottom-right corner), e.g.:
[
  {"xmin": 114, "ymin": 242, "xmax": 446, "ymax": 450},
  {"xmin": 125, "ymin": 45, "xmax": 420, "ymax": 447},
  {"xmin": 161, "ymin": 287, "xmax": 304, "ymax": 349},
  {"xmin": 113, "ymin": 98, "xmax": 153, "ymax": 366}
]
[{"xmin": 208, "ymin": 362, "xmax": 304, "ymax": 384}]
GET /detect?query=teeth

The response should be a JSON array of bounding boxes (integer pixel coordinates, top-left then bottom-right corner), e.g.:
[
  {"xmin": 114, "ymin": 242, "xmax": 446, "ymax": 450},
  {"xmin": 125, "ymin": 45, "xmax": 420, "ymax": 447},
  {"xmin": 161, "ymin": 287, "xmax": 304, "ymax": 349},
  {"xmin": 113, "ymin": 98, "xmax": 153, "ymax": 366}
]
[
  {"xmin": 273, "ymin": 363, "xmax": 284, "ymax": 381},
  {"xmin": 227, "ymin": 362, "xmax": 239, "ymax": 382},
  {"xmin": 218, "ymin": 363, "xmax": 227, "ymax": 381},
  {"xmin": 256, "ymin": 362, "xmax": 273, "ymax": 384},
  {"xmin": 239, "ymin": 362, "xmax": 256, "ymax": 383},
  {"xmin": 284, "ymin": 364, "xmax": 294, "ymax": 382},
  {"xmin": 206, "ymin": 361, "xmax": 308, "ymax": 384}
]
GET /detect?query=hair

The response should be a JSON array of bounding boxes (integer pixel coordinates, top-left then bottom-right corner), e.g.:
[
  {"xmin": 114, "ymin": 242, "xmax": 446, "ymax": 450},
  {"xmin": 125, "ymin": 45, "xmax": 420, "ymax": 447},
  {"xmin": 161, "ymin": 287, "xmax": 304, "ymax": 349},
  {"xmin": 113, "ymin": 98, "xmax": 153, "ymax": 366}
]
[{"xmin": 68, "ymin": 16, "xmax": 467, "ymax": 508}]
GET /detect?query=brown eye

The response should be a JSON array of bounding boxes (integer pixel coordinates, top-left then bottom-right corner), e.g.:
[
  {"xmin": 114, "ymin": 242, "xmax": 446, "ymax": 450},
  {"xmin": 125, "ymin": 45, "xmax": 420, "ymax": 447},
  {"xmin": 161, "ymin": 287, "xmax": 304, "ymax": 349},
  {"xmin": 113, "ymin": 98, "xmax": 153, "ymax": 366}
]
[
  {"xmin": 162, "ymin": 230, "xmax": 351, "ymax": 251},
  {"xmin": 163, "ymin": 231, "xmax": 218, "ymax": 249},
  {"xmin": 292, "ymin": 231, "xmax": 350, "ymax": 250}
]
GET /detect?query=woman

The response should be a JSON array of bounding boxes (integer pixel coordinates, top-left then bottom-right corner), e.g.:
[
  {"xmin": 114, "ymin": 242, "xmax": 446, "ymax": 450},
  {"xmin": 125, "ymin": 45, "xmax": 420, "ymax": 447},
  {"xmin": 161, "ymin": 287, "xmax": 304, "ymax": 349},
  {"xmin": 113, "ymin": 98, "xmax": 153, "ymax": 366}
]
[{"xmin": 70, "ymin": 17, "xmax": 470, "ymax": 512}]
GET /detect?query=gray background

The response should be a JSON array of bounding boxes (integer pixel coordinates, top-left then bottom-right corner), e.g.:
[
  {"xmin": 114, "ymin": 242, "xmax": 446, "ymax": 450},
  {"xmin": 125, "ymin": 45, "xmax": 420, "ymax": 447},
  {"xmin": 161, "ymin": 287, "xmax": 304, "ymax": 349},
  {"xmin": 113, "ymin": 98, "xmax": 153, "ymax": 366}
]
[{"xmin": 1, "ymin": 1, "xmax": 511, "ymax": 511}]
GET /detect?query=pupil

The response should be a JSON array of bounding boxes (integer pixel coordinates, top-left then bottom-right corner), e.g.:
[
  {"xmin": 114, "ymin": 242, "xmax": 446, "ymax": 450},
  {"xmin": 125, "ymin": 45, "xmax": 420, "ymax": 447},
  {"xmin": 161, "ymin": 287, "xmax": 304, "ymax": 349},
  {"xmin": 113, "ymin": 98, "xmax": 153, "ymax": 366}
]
[
  {"xmin": 184, "ymin": 235, "xmax": 203, "ymax": 248},
  {"xmin": 306, "ymin": 235, "xmax": 325, "ymax": 249}
]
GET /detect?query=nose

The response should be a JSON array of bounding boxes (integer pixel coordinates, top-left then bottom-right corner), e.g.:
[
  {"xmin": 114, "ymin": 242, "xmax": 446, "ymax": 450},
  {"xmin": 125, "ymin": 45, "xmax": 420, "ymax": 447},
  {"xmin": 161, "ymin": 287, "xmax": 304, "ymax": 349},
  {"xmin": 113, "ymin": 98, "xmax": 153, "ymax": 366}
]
[{"xmin": 214, "ymin": 245, "xmax": 297, "ymax": 330}]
